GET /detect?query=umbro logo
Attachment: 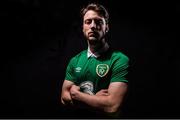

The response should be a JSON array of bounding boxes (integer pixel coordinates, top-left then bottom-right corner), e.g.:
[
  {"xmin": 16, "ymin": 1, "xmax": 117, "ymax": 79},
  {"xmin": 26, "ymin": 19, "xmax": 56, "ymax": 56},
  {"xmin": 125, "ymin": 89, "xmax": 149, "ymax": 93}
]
[{"xmin": 75, "ymin": 67, "xmax": 81, "ymax": 72}]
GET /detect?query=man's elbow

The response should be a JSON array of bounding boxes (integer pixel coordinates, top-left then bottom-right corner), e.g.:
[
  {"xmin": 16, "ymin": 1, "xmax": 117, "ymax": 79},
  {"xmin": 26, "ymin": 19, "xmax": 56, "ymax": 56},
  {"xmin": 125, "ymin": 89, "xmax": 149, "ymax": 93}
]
[
  {"xmin": 104, "ymin": 104, "xmax": 119, "ymax": 113},
  {"xmin": 61, "ymin": 97, "xmax": 65, "ymax": 105}
]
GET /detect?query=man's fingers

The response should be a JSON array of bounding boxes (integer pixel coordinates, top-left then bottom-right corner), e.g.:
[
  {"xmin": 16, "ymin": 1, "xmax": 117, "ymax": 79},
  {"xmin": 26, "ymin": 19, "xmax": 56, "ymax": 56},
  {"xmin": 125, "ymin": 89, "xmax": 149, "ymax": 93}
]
[
  {"xmin": 62, "ymin": 99, "xmax": 74, "ymax": 106},
  {"xmin": 96, "ymin": 89, "xmax": 109, "ymax": 96},
  {"xmin": 100, "ymin": 89, "xmax": 108, "ymax": 92}
]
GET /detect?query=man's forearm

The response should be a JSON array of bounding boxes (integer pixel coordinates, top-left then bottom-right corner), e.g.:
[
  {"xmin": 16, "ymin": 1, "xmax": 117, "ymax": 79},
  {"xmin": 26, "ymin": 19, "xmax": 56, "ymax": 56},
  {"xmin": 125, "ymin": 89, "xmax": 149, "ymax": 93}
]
[
  {"xmin": 71, "ymin": 90, "xmax": 117, "ymax": 113},
  {"xmin": 70, "ymin": 82, "xmax": 127, "ymax": 113}
]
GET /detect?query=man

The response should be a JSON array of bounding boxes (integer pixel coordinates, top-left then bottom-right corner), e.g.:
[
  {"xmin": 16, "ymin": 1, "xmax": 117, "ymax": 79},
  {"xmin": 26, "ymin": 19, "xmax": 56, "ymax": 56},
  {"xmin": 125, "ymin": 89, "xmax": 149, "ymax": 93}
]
[{"xmin": 61, "ymin": 3, "xmax": 129, "ymax": 117}]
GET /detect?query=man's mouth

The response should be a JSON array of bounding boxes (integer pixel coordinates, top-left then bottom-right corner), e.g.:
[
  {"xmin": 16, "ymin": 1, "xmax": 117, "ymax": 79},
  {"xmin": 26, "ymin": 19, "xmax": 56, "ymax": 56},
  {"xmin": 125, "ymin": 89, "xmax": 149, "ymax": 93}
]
[{"xmin": 88, "ymin": 32, "xmax": 98, "ymax": 37}]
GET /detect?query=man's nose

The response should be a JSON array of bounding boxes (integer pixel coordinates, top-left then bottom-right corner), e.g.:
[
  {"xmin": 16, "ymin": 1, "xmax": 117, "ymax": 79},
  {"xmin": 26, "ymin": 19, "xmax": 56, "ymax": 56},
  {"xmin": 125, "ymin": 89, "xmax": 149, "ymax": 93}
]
[{"xmin": 90, "ymin": 20, "xmax": 97, "ymax": 29}]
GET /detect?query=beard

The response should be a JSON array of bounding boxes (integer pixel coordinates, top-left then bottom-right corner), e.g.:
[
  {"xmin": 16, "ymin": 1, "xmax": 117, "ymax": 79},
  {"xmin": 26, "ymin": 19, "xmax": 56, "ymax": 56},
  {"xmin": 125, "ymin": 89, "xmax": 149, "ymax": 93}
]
[
  {"xmin": 87, "ymin": 33, "xmax": 106, "ymax": 46},
  {"xmin": 85, "ymin": 31, "xmax": 106, "ymax": 43}
]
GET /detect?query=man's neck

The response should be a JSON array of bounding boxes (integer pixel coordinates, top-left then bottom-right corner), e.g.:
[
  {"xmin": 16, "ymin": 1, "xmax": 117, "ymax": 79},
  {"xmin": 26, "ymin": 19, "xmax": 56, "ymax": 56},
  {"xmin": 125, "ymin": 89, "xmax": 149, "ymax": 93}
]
[{"xmin": 88, "ymin": 39, "xmax": 106, "ymax": 54}]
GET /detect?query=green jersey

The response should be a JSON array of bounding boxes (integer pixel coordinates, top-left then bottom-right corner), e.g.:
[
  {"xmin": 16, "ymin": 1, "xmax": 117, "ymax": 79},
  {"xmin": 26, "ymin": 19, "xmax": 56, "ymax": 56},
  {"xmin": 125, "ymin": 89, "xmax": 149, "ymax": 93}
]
[{"xmin": 65, "ymin": 48, "xmax": 129, "ymax": 95}]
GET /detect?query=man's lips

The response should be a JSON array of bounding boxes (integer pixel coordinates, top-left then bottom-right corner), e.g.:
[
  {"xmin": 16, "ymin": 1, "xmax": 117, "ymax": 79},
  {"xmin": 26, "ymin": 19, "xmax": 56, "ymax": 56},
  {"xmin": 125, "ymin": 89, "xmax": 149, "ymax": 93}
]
[{"xmin": 88, "ymin": 32, "xmax": 98, "ymax": 37}]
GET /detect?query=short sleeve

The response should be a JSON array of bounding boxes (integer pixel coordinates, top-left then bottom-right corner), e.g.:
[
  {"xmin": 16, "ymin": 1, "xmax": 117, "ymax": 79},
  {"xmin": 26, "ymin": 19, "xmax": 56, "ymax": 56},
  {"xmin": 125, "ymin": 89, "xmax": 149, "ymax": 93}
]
[
  {"xmin": 65, "ymin": 57, "xmax": 76, "ymax": 83},
  {"xmin": 110, "ymin": 54, "xmax": 129, "ymax": 83}
]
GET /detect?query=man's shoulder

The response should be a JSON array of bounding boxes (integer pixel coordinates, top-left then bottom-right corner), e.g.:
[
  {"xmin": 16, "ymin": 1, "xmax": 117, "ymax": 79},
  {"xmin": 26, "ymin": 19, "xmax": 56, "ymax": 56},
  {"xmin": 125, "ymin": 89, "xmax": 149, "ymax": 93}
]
[
  {"xmin": 70, "ymin": 50, "xmax": 87, "ymax": 60},
  {"xmin": 67, "ymin": 50, "xmax": 87, "ymax": 65},
  {"xmin": 110, "ymin": 49, "xmax": 129, "ymax": 62}
]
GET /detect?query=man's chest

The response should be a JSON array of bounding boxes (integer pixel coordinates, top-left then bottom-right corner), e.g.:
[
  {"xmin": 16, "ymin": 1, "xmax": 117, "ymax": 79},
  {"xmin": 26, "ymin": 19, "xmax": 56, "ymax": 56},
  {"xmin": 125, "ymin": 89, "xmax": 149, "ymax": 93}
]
[{"xmin": 73, "ymin": 57, "xmax": 112, "ymax": 93}]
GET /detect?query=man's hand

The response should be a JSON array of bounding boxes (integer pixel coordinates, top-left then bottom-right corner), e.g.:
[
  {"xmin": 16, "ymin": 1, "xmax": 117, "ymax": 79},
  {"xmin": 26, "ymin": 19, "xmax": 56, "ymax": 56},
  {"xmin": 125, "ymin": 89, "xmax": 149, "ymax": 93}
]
[
  {"xmin": 96, "ymin": 89, "xmax": 109, "ymax": 96},
  {"xmin": 70, "ymin": 85, "xmax": 80, "ymax": 99}
]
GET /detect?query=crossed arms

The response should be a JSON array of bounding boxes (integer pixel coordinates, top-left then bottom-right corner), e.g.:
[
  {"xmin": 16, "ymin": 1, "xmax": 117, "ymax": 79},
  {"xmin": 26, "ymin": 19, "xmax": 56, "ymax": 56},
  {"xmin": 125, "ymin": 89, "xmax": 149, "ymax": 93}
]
[{"xmin": 61, "ymin": 80, "xmax": 128, "ymax": 113}]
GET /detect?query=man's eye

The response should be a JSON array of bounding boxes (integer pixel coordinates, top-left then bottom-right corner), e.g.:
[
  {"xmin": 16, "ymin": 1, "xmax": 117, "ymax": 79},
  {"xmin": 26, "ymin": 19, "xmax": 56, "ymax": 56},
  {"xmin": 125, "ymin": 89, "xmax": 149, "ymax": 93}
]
[
  {"xmin": 85, "ymin": 20, "xmax": 91, "ymax": 24},
  {"xmin": 96, "ymin": 20, "xmax": 103, "ymax": 25}
]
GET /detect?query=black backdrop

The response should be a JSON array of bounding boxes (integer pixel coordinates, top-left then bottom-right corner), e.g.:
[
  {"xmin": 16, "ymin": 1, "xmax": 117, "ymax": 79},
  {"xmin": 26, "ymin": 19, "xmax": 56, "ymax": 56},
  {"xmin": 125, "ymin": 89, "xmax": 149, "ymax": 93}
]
[{"xmin": 0, "ymin": 0, "xmax": 179, "ymax": 118}]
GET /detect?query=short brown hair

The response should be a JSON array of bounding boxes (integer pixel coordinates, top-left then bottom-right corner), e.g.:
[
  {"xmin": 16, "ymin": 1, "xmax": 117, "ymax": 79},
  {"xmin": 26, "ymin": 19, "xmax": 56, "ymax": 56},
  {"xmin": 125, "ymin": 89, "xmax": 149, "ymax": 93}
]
[{"xmin": 81, "ymin": 3, "xmax": 109, "ymax": 24}]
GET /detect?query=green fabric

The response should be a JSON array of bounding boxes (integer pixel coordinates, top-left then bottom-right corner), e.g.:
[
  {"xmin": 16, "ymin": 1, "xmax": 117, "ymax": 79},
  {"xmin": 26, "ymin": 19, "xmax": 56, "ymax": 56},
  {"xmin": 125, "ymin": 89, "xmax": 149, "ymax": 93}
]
[{"xmin": 65, "ymin": 49, "xmax": 129, "ymax": 94}]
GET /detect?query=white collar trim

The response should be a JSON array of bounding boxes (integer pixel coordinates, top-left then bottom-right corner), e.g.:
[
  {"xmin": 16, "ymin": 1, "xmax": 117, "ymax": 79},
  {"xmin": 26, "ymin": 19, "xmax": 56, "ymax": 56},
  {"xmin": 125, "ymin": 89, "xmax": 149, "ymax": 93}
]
[{"xmin": 87, "ymin": 43, "xmax": 109, "ymax": 58}]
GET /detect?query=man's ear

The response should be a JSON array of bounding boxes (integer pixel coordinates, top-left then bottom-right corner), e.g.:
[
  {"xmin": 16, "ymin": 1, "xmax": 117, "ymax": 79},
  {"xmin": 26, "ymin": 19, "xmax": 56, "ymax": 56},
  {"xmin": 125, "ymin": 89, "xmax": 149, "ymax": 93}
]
[{"xmin": 105, "ymin": 24, "xmax": 109, "ymax": 33}]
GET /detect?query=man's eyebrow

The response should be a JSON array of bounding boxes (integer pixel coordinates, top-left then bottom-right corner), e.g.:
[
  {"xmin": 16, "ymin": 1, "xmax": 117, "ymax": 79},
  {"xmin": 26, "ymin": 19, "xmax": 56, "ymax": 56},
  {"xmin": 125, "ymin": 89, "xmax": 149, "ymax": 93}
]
[
  {"xmin": 85, "ymin": 18, "xmax": 103, "ymax": 21},
  {"xmin": 84, "ymin": 18, "xmax": 91, "ymax": 21}
]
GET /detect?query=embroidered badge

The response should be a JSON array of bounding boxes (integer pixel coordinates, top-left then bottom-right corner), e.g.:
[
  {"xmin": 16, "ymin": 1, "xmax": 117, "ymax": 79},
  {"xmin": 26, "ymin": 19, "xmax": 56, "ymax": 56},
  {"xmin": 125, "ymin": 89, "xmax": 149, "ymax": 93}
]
[{"xmin": 96, "ymin": 64, "xmax": 109, "ymax": 77}]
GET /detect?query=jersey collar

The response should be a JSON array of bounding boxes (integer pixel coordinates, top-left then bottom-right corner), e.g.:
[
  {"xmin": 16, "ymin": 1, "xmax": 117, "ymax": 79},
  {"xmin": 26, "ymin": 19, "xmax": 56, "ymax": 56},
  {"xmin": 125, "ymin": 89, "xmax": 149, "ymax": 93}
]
[{"xmin": 87, "ymin": 43, "xmax": 109, "ymax": 58}]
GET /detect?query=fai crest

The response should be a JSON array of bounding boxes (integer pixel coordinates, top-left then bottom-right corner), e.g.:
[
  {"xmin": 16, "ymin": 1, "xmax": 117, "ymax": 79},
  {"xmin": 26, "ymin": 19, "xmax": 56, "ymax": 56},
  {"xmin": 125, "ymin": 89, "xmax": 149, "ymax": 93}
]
[{"xmin": 96, "ymin": 64, "xmax": 109, "ymax": 77}]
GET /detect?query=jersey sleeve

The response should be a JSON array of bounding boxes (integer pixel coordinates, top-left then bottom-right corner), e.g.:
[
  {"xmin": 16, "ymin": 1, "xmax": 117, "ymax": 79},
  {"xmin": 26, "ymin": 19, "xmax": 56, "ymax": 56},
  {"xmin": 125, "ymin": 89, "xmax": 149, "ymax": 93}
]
[
  {"xmin": 110, "ymin": 54, "xmax": 129, "ymax": 83},
  {"xmin": 64, "ymin": 57, "xmax": 76, "ymax": 83}
]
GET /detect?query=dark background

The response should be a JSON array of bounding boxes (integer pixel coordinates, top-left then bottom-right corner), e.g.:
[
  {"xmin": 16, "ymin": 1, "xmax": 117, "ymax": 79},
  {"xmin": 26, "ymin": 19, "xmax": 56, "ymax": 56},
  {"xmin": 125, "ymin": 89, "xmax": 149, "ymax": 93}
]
[{"xmin": 0, "ymin": 0, "xmax": 179, "ymax": 118}]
